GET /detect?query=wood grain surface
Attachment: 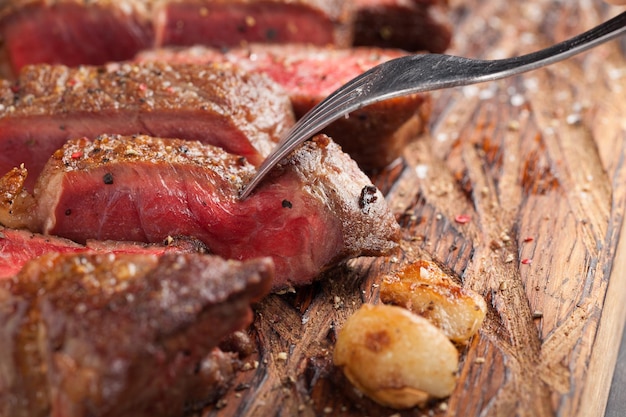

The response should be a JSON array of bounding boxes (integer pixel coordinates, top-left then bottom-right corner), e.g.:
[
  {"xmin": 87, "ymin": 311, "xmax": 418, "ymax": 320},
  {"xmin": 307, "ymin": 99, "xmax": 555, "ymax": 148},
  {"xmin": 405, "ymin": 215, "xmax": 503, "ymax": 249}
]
[{"xmin": 199, "ymin": 0, "xmax": 626, "ymax": 416}]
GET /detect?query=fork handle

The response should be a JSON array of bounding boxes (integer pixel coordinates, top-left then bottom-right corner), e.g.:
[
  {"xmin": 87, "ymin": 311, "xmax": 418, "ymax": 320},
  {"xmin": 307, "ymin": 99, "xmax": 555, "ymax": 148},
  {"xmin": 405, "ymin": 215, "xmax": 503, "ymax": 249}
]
[{"xmin": 369, "ymin": 11, "xmax": 626, "ymax": 99}]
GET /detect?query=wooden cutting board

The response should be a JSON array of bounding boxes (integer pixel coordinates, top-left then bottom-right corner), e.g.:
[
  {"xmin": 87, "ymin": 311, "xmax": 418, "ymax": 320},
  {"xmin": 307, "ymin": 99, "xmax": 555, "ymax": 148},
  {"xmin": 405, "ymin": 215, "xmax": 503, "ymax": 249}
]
[{"xmin": 199, "ymin": 0, "xmax": 626, "ymax": 416}]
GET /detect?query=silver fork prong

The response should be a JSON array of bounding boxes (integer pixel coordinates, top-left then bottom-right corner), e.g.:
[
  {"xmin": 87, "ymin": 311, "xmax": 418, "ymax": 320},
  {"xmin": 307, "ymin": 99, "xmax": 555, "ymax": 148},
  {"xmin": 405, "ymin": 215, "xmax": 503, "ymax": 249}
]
[
  {"xmin": 239, "ymin": 72, "xmax": 378, "ymax": 199},
  {"xmin": 284, "ymin": 70, "xmax": 378, "ymax": 140}
]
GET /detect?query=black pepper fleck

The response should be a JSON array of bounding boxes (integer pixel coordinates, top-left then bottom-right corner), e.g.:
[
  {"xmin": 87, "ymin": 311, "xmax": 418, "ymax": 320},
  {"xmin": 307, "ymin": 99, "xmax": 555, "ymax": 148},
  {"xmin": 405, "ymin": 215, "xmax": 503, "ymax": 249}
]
[
  {"xmin": 358, "ymin": 185, "xmax": 378, "ymax": 210},
  {"xmin": 103, "ymin": 172, "xmax": 114, "ymax": 184},
  {"xmin": 282, "ymin": 199, "xmax": 293, "ymax": 209},
  {"xmin": 265, "ymin": 28, "xmax": 278, "ymax": 40},
  {"xmin": 65, "ymin": 209, "xmax": 72, "ymax": 216}
]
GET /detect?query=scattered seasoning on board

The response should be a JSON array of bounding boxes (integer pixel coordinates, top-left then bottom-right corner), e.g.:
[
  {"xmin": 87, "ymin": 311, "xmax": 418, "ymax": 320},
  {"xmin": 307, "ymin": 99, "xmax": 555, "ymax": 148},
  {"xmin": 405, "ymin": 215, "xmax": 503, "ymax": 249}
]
[
  {"xmin": 521, "ymin": 258, "xmax": 532, "ymax": 265},
  {"xmin": 523, "ymin": 237, "xmax": 534, "ymax": 242},
  {"xmin": 455, "ymin": 214, "xmax": 471, "ymax": 224}
]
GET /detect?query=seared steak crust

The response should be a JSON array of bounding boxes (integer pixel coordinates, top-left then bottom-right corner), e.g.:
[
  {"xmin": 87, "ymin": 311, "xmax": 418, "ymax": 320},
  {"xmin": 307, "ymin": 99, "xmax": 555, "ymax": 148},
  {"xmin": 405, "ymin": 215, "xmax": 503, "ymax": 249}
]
[
  {"xmin": 26, "ymin": 134, "xmax": 399, "ymax": 289},
  {"xmin": 0, "ymin": 251, "xmax": 273, "ymax": 417},
  {"xmin": 0, "ymin": 61, "xmax": 294, "ymax": 189},
  {"xmin": 136, "ymin": 44, "xmax": 432, "ymax": 170}
]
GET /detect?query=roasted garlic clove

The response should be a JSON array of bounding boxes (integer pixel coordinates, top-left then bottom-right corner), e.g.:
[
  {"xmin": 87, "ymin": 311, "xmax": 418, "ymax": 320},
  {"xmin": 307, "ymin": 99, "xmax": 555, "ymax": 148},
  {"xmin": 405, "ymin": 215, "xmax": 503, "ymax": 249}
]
[
  {"xmin": 333, "ymin": 303, "xmax": 459, "ymax": 409},
  {"xmin": 381, "ymin": 260, "xmax": 486, "ymax": 344}
]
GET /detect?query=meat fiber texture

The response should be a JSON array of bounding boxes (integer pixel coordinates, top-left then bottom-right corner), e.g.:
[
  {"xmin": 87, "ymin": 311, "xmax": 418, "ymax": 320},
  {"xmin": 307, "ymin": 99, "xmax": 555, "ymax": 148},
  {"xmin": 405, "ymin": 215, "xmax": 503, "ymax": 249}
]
[
  {"xmin": 0, "ymin": 0, "xmax": 355, "ymax": 77},
  {"xmin": 10, "ymin": 133, "xmax": 400, "ymax": 290},
  {"xmin": 0, "ymin": 224, "xmax": 210, "ymax": 279},
  {"xmin": 0, "ymin": 251, "xmax": 273, "ymax": 417},
  {"xmin": 137, "ymin": 43, "xmax": 432, "ymax": 171},
  {"xmin": 0, "ymin": 61, "xmax": 294, "ymax": 190}
]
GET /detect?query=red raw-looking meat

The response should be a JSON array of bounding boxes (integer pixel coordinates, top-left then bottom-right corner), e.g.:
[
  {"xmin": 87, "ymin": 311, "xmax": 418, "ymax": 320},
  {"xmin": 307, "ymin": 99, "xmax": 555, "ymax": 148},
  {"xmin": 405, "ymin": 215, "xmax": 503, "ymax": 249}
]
[
  {"xmin": 0, "ymin": 0, "xmax": 154, "ymax": 75},
  {"xmin": 136, "ymin": 44, "xmax": 432, "ymax": 170},
  {"xmin": 9, "ymin": 133, "xmax": 400, "ymax": 290},
  {"xmin": 0, "ymin": 225, "xmax": 210, "ymax": 280},
  {"xmin": 0, "ymin": 0, "xmax": 452, "ymax": 78},
  {"xmin": 0, "ymin": 62, "xmax": 294, "ymax": 190},
  {"xmin": 0, "ymin": 0, "xmax": 354, "ymax": 76},
  {"xmin": 155, "ymin": 0, "xmax": 355, "ymax": 49},
  {"xmin": 0, "ymin": 251, "xmax": 273, "ymax": 417}
]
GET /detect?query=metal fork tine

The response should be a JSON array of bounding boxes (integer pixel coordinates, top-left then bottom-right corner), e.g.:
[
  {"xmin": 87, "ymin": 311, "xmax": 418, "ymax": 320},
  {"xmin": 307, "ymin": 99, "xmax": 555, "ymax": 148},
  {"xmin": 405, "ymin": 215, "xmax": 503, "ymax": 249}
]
[{"xmin": 239, "ymin": 73, "xmax": 377, "ymax": 198}]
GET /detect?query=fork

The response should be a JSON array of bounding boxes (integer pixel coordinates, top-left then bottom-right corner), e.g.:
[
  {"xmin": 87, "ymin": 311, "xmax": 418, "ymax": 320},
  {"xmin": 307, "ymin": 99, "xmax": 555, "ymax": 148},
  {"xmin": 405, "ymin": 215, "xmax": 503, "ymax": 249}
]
[{"xmin": 240, "ymin": 11, "xmax": 626, "ymax": 199}]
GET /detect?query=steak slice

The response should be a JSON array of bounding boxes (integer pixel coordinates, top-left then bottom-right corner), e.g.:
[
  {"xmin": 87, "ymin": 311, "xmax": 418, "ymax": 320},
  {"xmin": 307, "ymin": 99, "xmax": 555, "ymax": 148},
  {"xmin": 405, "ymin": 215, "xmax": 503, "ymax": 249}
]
[
  {"xmin": 0, "ymin": 0, "xmax": 353, "ymax": 77},
  {"xmin": 13, "ymin": 133, "xmax": 399, "ymax": 289},
  {"xmin": 136, "ymin": 44, "xmax": 432, "ymax": 170},
  {"xmin": 0, "ymin": 61, "xmax": 294, "ymax": 190},
  {"xmin": 0, "ymin": 0, "xmax": 154, "ymax": 76},
  {"xmin": 353, "ymin": 0, "xmax": 453, "ymax": 53},
  {"xmin": 155, "ymin": 0, "xmax": 355, "ymax": 49},
  {"xmin": 0, "ymin": 225, "xmax": 210, "ymax": 280},
  {"xmin": 0, "ymin": 251, "xmax": 273, "ymax": 417}
]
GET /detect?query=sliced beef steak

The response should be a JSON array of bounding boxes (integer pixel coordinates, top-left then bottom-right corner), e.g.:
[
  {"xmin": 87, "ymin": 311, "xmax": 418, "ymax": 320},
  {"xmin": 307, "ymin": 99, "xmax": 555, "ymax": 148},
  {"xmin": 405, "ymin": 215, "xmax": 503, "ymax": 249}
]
[
  {"xmin": 0, "ymin": 225, "xmax": 209, "ymax": 280},
  {"xmin": 0, "ymin": 61, "xmax": 293, "ymax": 190},
  {"xmin": 0, "ymin": 0, "xmax": 154, "ymax": 76},
  {"xmin": 136, "ymin": 44, "xmax": 432, "ymax": 170},
  {"xmin": 0, "ymin": 0, "xmax": 353, "ymax": 77},
  {"xmin": 0, "ymin": 251, "xmax": 273, "ymax": 417},
  {"xmin": 353, "ymin": 0, "xmax": 453, "ymax": 53},
  {"xmin": 155, "ymin": 0, "xmax": 355, "ymax": 49},
  {"xmin": 13, "ymin": 133, "xmax": 399, "ymax": 289}
]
